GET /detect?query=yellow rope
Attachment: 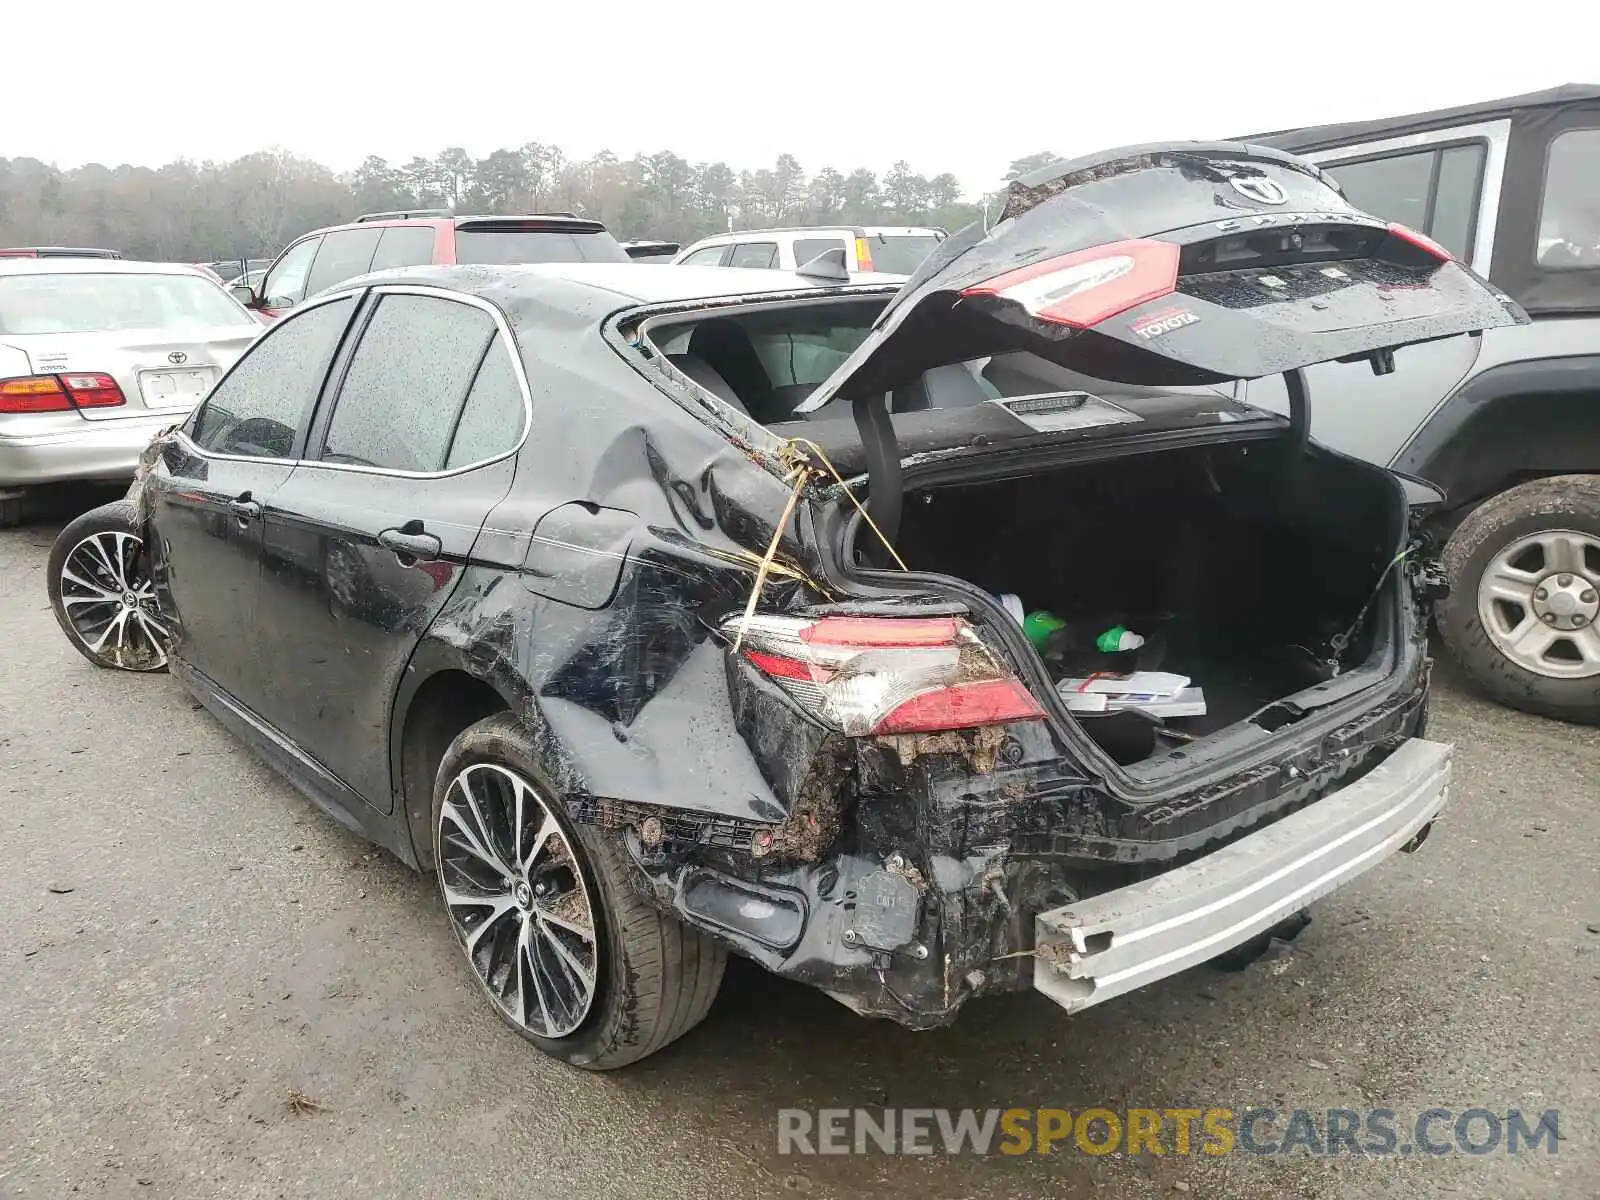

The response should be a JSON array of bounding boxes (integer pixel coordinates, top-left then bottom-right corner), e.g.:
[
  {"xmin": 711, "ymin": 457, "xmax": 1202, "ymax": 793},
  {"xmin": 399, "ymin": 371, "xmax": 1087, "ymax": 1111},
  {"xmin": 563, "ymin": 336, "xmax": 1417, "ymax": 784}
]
[
  {"xmin": 778, "ymin": 436, "xmax": 908, "ymax": 572},
  {"xmin": 730, "ymin": 436, "xmax": 910, "ymax": 652},
  {"xmin": 731, "ymin": 460, "xmax": 812, "ymax": 652}
]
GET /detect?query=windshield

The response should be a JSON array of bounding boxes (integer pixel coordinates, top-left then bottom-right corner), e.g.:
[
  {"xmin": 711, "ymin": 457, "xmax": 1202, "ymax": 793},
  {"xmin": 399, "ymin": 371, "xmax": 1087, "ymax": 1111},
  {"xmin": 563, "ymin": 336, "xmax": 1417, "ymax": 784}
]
[
  {"xmin": 454, "ymin": 230, "xmax": 631, "ymax": 265},
  {"xmin": 0, "ymin": 272, "xmax": 255, "ymax": 334},
  {"xmin": 864, "ymin": 234, "xmax": 942, "ymax": 274}
]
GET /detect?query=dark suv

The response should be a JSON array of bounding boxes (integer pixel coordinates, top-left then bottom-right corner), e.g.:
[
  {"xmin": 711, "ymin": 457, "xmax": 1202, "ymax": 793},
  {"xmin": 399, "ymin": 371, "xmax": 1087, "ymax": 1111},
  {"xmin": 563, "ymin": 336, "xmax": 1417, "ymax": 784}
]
[{"xmin": 235, "ymin": 210, "xmax": 630, "ymax": 321}]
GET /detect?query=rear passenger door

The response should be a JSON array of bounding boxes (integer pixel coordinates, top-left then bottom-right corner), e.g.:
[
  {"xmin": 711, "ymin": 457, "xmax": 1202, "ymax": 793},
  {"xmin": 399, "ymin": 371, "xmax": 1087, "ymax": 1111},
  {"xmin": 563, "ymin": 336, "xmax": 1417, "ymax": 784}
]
[
  {"xmin": 728, "ymin": 242, "xmax": 778, "ymax": 269},
  {"xmin": 253, "ymin": 286, "xmax": 528, "ymax": 813},
  {"xmin": 792, "ymin": 236, "xmax": 847, "ymax": 270},
  {"xmin": 301, "ymin": 227, "xmax": 383, "ymax": 299},
  {"xmin": 679, "ymin": 245, "xmax": 731, "ymax": 267},
  {"xmin": 368, "ymin": 224, "xmax": 438, "ymax": 272}
]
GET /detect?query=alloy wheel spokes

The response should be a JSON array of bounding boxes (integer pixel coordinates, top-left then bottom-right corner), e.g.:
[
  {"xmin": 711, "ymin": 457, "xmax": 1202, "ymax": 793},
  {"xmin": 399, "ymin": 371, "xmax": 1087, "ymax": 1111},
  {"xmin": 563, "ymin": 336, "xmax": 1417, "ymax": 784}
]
[
  {"xmin": 438, "ymin": 763, "xmax": 598, "ymax": 1039},
  {"xmin": 59, "ymin": 531, "xmax": 169, "ymax": 671}
]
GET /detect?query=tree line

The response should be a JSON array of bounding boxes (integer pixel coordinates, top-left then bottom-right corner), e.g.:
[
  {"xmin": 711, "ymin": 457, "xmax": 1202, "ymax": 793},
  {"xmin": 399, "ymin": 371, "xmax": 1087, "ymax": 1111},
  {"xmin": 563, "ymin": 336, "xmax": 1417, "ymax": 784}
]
[{"xmin": 0, "ymin": 144, "xmax": 1066, "ymax": 263}]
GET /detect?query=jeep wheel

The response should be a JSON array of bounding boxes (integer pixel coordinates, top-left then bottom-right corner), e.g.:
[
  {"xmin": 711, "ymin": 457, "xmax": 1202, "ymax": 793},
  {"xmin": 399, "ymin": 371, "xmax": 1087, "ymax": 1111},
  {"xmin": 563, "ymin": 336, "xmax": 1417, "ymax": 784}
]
[
  {"xmin": 1437, "ymin": 475, "xmax": 1600, "ymax": 724},
  {"xmin": 431, "ymin": 712, "xmax": 727, "ymax": 1069}
]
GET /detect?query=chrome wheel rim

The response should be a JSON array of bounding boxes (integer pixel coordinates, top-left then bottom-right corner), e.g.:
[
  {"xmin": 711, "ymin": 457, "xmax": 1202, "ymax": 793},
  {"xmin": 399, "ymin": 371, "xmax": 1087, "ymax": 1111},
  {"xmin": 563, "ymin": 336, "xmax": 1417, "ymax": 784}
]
[
  {"xmin": 1476, "ymin": 528, "xmax": 1600, "ymax": 679},
  {"xmin": 58, "ymin": 531, "xmax": 169, "ymax": 671},
  {"xmin": 436, "ymin": 763, "xmax": 599, "ymax": 1039}
]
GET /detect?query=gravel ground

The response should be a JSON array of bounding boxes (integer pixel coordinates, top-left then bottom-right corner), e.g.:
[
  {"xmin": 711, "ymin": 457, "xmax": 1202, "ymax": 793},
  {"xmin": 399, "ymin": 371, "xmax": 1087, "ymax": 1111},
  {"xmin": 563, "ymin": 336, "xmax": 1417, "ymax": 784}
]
[{"xmin": 2, "ymin": 488, "xmax": 1595, "ymax": 1199}]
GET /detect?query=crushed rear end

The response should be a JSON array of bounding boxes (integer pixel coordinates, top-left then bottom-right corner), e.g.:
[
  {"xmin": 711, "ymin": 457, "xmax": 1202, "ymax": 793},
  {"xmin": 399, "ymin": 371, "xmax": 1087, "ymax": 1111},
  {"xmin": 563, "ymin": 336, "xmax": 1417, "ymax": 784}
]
[{"xmin": 622, "ymin": 141, "xmax": 1522, "ymax": 1026}]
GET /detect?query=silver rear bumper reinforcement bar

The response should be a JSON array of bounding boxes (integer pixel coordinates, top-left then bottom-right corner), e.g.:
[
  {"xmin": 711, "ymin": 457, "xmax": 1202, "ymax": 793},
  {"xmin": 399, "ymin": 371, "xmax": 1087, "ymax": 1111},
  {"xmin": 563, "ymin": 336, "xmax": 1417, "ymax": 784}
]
[{"xmin": 1034, "ymin": 737, "xmax": 1452, "ymax": 1013}]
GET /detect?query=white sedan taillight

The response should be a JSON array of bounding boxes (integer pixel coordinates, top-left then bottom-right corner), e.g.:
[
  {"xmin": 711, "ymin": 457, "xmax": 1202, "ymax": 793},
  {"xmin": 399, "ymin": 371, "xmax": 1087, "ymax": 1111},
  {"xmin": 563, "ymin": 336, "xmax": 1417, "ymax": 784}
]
[{"xmin": 722, "ymin": 614, "xmax": 1045, "ymax": 736}]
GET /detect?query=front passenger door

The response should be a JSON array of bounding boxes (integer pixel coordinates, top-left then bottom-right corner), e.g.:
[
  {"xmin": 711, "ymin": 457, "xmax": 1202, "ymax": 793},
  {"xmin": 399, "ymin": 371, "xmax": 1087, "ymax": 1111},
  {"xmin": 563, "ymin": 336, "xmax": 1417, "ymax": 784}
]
[
  {"xmin": 257, "ymin": 235, "xmax": 324, "ymax": 320},
  {"xmin": 255, "ymin": 287, "xmax": 528, "ymax": 812},
  {"xmin": 149, "ymin": 294, "xmax": 357, "ymax": 710}
]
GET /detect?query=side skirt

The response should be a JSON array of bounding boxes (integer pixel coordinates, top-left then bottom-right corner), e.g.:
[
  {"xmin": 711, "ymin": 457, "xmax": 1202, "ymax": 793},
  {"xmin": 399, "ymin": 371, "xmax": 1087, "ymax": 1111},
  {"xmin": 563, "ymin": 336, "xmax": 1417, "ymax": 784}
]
[{"xmin": 170, "ymin": 656, "xmax": 421, "ymax": 869}]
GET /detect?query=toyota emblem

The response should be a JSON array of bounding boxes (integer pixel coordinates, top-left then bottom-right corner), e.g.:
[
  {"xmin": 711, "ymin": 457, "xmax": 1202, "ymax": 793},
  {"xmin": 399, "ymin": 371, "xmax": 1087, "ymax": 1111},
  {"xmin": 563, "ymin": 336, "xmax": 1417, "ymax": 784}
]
[
  {"xmin": 168, "ymin": 351, "xmax": 188, "ymax": 365},
  {"xmin": 1229, "ymin": 176, "xmax": 1288, "ymax": 205}
]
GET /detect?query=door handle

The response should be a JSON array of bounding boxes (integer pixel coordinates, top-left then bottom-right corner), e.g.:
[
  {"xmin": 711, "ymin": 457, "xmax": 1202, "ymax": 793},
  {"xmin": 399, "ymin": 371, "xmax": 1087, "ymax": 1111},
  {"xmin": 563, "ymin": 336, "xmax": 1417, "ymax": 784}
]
[
  {"xmin": 378, "ymin": 524, "xmax": 442, "ymax": 563},
  {"xmin": 228, "ymin": 494, "xmax": 261, "ymax": 521}
]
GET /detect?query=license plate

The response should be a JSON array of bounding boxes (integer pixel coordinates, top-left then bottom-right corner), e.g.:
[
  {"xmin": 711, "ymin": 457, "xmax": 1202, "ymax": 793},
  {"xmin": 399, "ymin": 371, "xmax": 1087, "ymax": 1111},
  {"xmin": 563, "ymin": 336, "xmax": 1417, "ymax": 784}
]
[{"xmin": 138, "ymin": 368, "xmax": 215, "ymax": 408}]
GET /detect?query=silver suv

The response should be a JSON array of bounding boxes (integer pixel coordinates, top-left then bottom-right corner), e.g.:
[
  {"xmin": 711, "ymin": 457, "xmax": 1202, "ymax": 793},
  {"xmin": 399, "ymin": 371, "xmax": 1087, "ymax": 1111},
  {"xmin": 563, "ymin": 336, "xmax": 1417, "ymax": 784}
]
[{"xmin": 1242, "ymin": 84, "xmax": 1600, "ymax": 724}]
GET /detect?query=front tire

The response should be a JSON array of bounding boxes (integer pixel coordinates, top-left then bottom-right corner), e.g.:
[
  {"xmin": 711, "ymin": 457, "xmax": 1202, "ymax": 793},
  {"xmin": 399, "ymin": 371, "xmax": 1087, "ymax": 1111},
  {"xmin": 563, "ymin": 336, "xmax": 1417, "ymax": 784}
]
[
  {"xmin": 431, "ymin": 713, "xmax": 727, "ymax": 1069},
  {"xmin": 46, "ymin": 500, "xmax": 171, "ymax": 673},
  {"xmin": 1437, "ymin": 475, "xmax": 1600, "ymax": 724}
]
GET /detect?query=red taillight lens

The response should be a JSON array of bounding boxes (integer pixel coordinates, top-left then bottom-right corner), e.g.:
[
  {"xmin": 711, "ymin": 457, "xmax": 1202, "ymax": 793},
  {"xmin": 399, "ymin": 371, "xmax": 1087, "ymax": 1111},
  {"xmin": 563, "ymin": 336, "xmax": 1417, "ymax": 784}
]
[
  {"xmin": 60, "ymin": 372, "xmax": 126, "ymax": 408},
  {"xmin": 1386, "ymin": 222, "xmax": 1452, "ymax": 262},
  {"xmin": 726, "ymin": 614, "xmax": 1045, "ymax": 736},
  {"xmin": 961, "ymin": 238, "xmax": 1180, "ymax": 329},
  {"xmin": 800, "ymin": 616, "xmax": 960, "ymax": 647},
  {"xmin": 0, "ymin": 373, "xmax": 126, "ymax": 413},
  {"xmin": 873, "ymin": 678, "xmax": 1043, "ymax": 734},
  {"xmin": 854, "ymin": 236, "xmax": 874, "ymax": 272},
  {"xmin": 0, "ymin": 375, "xmax": 72, "ymax": 413}
]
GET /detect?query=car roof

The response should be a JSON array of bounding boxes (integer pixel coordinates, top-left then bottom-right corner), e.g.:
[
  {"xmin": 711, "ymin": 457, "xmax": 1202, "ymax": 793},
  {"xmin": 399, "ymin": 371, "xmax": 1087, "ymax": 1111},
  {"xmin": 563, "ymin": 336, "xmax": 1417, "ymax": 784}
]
[
  {"xmin": 689, "ymin": 226, "xmax": 942, "ymax": 242},
  {"xmin": 0, "ymin": 258, "xmax": 219, "ymax": 279},
  {"xmin": 1243, "ymin": 83, "xmax": 1600, "ymax": 152},
  {"xmin": 300, "ymin": 212, "xmax": 610, "ymax": 238},
  {"xmin": 334, "ymin": 262, "xmax": 905, "ymax": 306},
  {"xmin": 0, "ymin": 246, "xmax": 121, "ymax": 255}
]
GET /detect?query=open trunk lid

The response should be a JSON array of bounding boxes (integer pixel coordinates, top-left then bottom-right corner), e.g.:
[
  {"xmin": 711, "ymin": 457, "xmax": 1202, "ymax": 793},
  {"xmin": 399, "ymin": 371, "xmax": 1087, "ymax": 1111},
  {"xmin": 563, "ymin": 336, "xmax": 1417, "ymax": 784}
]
[{"xmin": 793, "ymin": 141, "xmax": 1527, "ymax": 423}]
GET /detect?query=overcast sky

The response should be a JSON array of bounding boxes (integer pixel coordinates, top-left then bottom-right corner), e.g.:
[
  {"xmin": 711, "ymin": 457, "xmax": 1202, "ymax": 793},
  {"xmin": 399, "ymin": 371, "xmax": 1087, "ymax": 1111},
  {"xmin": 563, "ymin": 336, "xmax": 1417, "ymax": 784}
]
[{"xmin": 8, "ymin": 0, "xmax": 1595, "ymax": 193}]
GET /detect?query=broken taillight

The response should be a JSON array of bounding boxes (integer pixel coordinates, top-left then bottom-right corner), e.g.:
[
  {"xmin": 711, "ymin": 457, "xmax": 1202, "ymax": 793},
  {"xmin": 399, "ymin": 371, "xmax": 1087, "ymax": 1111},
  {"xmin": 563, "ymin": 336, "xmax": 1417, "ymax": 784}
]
[
  {"xmin": 961, "ymin": 238, "xmax": 1180, "ymax": 329},
  {"xmin": 723, "ymin": 613, "xmax": 1045, "ymax": 736}
]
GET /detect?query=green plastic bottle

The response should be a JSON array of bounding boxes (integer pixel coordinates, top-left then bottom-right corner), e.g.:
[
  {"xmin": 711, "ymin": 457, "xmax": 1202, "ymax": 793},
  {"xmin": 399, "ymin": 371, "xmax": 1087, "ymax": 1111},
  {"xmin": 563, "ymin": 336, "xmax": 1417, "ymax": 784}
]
[{"xmin": 1023, "ymin": 610, "xmax": 1067, "ymax": 650}]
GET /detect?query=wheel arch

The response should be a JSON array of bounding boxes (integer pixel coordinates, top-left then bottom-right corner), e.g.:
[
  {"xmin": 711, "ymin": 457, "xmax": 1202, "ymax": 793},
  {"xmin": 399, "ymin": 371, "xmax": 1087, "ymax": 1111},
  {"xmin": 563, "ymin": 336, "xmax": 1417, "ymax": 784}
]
[
  {"xmin": 390, "ymin": 643, "xmax": 518, "ymax": 870},
  {"xmin": 1393, "ymin": 354, "xmax": 1600, "ymax": 528}
]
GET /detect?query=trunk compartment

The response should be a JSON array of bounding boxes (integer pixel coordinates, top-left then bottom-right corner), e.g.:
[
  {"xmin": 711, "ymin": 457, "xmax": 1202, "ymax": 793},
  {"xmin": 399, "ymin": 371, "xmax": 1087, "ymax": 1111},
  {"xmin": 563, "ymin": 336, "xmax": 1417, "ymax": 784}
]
[{"xmin": 851, "ymin": 435, "xmax": 1405, "ymax": 769}]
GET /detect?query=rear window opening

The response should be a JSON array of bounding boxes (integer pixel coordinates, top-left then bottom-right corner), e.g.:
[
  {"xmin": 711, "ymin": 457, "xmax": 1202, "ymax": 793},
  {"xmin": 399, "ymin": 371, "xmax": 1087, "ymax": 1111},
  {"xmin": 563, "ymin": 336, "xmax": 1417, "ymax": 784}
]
[{"xmin": 643, "ymin": 297, "xmax": 1235, "ymax": 441}]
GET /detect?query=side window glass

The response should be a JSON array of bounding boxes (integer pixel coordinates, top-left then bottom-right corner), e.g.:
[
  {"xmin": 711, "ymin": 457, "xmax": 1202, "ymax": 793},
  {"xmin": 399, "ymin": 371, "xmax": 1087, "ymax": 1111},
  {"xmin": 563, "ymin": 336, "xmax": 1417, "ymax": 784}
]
[
  {"xmin": 1538, "ymin": 129, "xmax": 1600, "ymax": 268},
  {"xmin": 1324, "ymin": 144, "xmax": 1485, "ymax": 261},
  {"xmin": 793, "ymin": 238, "xmax": 846, "ymax": 267},
  {"xmin": 445, "ymin": 339, "xmax": 526, "ymax": 468},
  {"xmin": 369, "ymin": 225, "xmax": 438, "ymax": 272},
  {"xmin": 681, "ymin": 246, "xmax": 727, "ymax": 267},
  {"xmin": 260, "ymin": 236, "xmax": 323, "ymax": 309},
  {"xmin": 320, "ymin": 293, "xmax": 495, "ymax": 472},
  {"xmin": 1325, "ymin": 152, "xmax": 1433, "ymax": 233},
  {"xmin": 303, "ymin": 228, "xmax": 383, "ymax": 298},
  {"xmin": 1429, "ymin": 145, "xmax": 1485, "ymax": 260},
  {"xmin": 729, "ymin": 242, "xmax": 778, "ymax": 269},
  {"xmin": 189, "ymin": 297, "xmax": 353, "ymax": 458}
]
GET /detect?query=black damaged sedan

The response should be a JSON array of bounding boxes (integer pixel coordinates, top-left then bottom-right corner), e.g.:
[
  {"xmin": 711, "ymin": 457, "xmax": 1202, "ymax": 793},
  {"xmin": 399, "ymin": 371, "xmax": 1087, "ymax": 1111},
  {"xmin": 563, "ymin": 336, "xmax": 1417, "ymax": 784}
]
[{"xmin": 46, "ymin": 143, "xmax": 1524, "ymax": 1068}]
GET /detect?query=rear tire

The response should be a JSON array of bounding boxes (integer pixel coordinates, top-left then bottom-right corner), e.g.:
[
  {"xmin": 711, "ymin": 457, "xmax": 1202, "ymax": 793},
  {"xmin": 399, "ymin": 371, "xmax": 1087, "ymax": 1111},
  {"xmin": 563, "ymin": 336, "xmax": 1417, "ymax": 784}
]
[
  {"xmin": 1436, "ymin": 475, "xmax": 1600, "ymax": 724},
  {"xmin": 431, "ymin": 712, "xmax": 726, "ymax": 1069},
  {"xmin": 46, "ymin": 500, "xmax": 171, "ymax": 673}
]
